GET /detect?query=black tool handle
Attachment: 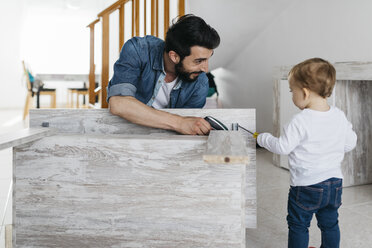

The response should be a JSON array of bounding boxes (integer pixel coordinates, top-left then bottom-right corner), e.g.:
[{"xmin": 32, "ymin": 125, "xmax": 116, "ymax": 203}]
[{"xmin": 204, "ymin": 116, "xmax": 228, "ymax": 130}]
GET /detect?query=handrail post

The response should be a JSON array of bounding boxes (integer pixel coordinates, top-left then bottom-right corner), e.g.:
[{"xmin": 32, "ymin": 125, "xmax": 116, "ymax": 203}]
[
  {"xmin": 132, "ymin": 0, "xmax": 140, "ymax": 37},
  {"xmin": 131, "ymin": 0, "xmax": 135, "ymax": 36},
  {"xmin": 119, "ymin": 4, "xmax": 125, "ymax": 52},
  {"xmin": 156, "ymin": 0, "xmax": 159, "ymax": 37},
  {"xmin": 89, "ymin": 27, "xmax": 95, "ymax": 105},
  {"xmin": 151, "ymin": 0, "xmax": 157, "ymax": 36},
  {"xmin": 178, "ymin": 0, "xmax": 185, "ymax": 17},
  {"xmin": 101, "ymin": 14, "xmax": 109, "ymax": 108},
  {"xmin": 164, "ymin": 0, "xmax": 169, "ymax": 37},
  {"xmin": 87, "ymin": 19, "xmax": 99, "ymax": 105},
  {"xmin": 135, "ymin": 0, "xmax": 140, "ymax": 36},
  {"xmin": 144, "ymin": 0, "xmax": 147, "ymax": 35}
]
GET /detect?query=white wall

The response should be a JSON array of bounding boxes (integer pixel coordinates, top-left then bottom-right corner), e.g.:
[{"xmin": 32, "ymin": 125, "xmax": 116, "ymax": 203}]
[
  {"xmin": 19, "ymin": 4, "xmax": 98, "ymax": 107},
  {"xmin": 20, "ymin": 10, "xmax": 89, "ymax": 74},
  {"xmin": 215, "ymin": 0, "xmax": 372, "ymax": 133},
  {"xmin": 0, "ymin": 0, "xmax": 117, "ymax": 109},
  {"xmin": 186, "ymin": 0, "xmax": 295, "ymax": 71},
  {"xmin": 0, "ymin": 0, "xmax": 24, "ymax": 109}
]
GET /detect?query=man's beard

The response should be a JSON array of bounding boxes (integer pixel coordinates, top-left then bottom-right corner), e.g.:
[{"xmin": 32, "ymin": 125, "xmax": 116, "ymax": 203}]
[{"xmin": 175, "ymin": 61, "xmax": 203, "ymax": 83}]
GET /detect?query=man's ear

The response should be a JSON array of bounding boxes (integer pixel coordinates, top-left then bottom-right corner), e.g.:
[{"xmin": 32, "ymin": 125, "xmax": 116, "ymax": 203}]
[
  {"xmin": 302, "ymin": 88, "xmax": 310, "ymax": 100},
  {"xmin": 168, "ymin": 51, "xmax": 180, "ymax": 64}
]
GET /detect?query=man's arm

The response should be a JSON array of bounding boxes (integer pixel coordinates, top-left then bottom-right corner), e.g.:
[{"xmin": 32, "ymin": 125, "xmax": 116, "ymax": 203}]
[{"xmin": 109, "ymin": 96, "xmax": 211, "ymax": 135}]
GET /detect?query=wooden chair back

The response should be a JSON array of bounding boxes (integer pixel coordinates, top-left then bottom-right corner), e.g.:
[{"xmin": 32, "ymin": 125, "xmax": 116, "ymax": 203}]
[{"xmin": 22, "ymin": 61, "xmax": 32, "ymax": 91}]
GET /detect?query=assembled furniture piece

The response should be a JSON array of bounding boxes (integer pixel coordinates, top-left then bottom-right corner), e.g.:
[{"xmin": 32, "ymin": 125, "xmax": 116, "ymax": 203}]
[
  {"xmin": 0, "ymin": 128, "xmax": 52, "ymax": 248},
  {"xmin": 22, "ymin": 61, "xmax": 57, "ymax": 120},
  {"xmin": 2, "ymin": 108, "xmax": 256, "ymax": 248},
  {"xmin": 273, "ymin": 62, "xmax": 372, "ymax": 187}
]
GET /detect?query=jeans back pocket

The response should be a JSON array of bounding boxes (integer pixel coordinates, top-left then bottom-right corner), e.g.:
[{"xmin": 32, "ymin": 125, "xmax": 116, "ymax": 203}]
[
  {"xmin": 334, "ymin": 186, "xmax": 343, "ymax": 207},
  {"xmin": 295, "ymin": 186, "xmax": 323, "ymax": 211}
]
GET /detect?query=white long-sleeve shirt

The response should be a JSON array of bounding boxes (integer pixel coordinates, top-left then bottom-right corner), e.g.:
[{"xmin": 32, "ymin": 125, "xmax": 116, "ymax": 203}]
[{"xmin": 257, "ymin": 106, "xmax": 357, "ymax": 186}]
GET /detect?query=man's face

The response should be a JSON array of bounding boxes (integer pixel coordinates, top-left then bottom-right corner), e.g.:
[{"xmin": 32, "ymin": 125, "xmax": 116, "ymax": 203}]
[{"xmin": 175, "ymin": 46, "xmax": 214, "ymax": 82}]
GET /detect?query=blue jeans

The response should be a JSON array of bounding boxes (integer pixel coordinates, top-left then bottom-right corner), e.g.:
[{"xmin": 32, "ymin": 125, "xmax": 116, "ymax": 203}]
[{"xmin": 287, "ymin": 177, "xmax": 343, "ymax": 248}]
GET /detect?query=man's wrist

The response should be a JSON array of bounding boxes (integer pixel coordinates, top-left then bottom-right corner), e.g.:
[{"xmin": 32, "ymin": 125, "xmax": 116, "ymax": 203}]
[
  {"xmin": 174, "ymin": 115, "xmax": 185, "ymax": 132},
  {"xmin": 162, "ymin": 112, "xmax": 183, "ymax": 132}
]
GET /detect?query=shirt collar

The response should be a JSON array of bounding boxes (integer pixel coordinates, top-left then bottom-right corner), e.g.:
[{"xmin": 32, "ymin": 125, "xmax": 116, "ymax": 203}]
[
  {"xmin": 152, "ymin": 42, "xmax": 165, "ymax": 71},
  {"xmin": 152, "ymin": 41, "xmax": 183, "ymax": 89}
]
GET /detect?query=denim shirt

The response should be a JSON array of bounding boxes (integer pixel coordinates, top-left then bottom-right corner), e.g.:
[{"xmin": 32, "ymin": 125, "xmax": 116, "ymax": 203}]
[{"xmin": 107, "ymin": 36, "xmax": 209, "ymax": 108}]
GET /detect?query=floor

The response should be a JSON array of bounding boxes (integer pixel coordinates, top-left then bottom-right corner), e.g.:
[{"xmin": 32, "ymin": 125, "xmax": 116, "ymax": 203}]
[
  {"xmin": 247, "ymin": 149, "xmax": 372, "ymax": 248},
  {"xmin": 1, "ymin": 108, "xmax": 372, "ymax": 247}
]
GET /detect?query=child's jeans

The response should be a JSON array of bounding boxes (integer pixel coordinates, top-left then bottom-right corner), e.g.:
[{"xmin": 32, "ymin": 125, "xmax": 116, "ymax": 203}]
[{"xmin": 287, "ymin": 177, "xmax": 343, "ymax": 248}]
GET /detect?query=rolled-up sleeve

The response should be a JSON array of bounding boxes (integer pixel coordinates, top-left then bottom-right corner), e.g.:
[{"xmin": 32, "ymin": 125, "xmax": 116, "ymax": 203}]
[{"xmin": 107, "ymin": 39, "xmax": 142, "ymax": 102}]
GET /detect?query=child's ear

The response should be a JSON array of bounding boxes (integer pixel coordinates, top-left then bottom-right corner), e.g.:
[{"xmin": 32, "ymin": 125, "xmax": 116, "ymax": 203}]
[
  {"xmin": 168, "ymin": 51, "xmax": 180, "ymax": 64},
  {"xmin": 302, "ymin": 88, "xmax": 310, "ymax": 99}
]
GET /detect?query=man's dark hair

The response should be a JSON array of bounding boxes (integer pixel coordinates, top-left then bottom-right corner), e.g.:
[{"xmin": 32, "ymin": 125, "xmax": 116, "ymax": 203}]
[{"xmin": 165, "ymin": 14, "xmax": 220, "ymax": 60}]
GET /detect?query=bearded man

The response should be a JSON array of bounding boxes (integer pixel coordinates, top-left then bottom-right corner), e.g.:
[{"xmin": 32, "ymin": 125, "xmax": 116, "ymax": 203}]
[{"xmin": 108, "ymin": 14, "xmax": 220, "ymax": 135}]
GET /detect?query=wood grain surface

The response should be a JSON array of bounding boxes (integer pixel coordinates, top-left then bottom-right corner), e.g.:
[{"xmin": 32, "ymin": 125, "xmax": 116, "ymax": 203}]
[{"xmin": 13, "ymin": 109, "xmax": 257, "ymax": 247}]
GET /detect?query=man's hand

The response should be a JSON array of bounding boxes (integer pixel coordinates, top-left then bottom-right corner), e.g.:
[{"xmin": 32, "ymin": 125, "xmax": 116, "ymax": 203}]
[{"xmin": 176, "ymin": 116, "xmax": 212, "ymax": 135}]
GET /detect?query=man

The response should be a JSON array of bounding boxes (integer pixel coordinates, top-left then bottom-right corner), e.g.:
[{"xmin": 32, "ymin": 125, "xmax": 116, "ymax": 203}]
[{"xmin": 108, "ymin": 14, "xmax": 220, "ymax": 135}]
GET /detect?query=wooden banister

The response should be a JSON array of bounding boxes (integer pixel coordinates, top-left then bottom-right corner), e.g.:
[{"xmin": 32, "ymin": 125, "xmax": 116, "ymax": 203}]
[
  {"xmin": 132, "ymin": 0, "xmax": 135, "ymax": 36},
  {"xmin": 156, "ymin": 0, "xmax": 159, "ymax": 37},
  {"xmin": 87, "ymin": 19, "xmax": 100, "ymax": 105},
  {"xmin": 144, "ymin": 0, "xmax": 147, "ymax": 35},
  {"xmin": 164, "ymin": 0, "xmax": 169, "ymax": 36},
  {"xmin": 178, "ymin": 0, "xmax": 185, "ymax": 17},
  {"xmin": 98, "ymin": 0, "xmax": 129, "ymax": 17},
  {"xmin": 119, "ymin": 5, "xmax": 125, "ymax": 51},
  {"xmin": 135, "ymin": 0, "xmax": 140, "ymax": 36},
  {"xmin": 101, "ymin": 14, "xmax": 109, "ymax": 108},
  {"xmin": 87, "ymin": 18, "xmax": 100, "ymax": 28},
  {"xmin": 151, "ymin": 0, "xmax": 157, "ymax": 36},
  {"xmin": 88, "ymin": 0, "xmax": 186, "ymax": 108}
]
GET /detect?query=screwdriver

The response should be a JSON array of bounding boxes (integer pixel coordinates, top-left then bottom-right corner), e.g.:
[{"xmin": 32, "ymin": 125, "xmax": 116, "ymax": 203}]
[{"xmin": 238, "ymin": 124, "xmax": 259, "ymax": 139}]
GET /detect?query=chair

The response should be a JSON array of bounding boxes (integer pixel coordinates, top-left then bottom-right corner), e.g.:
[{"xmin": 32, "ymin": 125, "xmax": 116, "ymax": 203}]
[
  {"xmin": 67, "ymin": 82, "xmax": 102, "ymax": 108},
  {"xmin": 22, "ymin": 61, "xmax": 57, "ymax": 120},
  {"xmin": 67, "ymin": 82, "xmax": 89, "ymax": 108}
]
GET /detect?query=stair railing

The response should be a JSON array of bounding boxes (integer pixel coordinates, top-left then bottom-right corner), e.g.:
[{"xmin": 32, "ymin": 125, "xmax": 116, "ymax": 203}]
[{"xmin": 87, "ymin": 0, "xmax": 186, "ymax": 108}]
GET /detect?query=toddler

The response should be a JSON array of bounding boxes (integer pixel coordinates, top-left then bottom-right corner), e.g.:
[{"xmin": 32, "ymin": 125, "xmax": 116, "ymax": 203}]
[{"xmin": 257, "ymin": 58, "xmax": 357, "ymax": 248}]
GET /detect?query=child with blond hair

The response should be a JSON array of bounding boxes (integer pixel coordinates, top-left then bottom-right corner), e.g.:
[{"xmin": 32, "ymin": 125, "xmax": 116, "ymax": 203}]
[{"xmin": 257, "ymin": 58, "xmax": 357, "ymax": 248}]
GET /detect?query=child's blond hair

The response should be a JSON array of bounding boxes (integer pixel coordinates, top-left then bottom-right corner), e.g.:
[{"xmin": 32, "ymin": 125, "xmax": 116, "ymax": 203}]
[{"xmin": 289, "ymin": 58, "xmax": 336, "ymax": 98}]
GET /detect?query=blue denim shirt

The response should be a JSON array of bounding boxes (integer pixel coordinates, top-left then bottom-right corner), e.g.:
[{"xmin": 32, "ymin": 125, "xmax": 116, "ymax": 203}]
[{"xmin": 107, "ymin": 36, "xmax": 209, "ymax": 108}]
